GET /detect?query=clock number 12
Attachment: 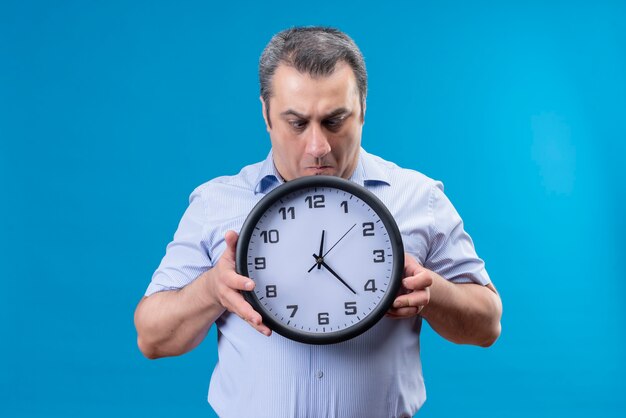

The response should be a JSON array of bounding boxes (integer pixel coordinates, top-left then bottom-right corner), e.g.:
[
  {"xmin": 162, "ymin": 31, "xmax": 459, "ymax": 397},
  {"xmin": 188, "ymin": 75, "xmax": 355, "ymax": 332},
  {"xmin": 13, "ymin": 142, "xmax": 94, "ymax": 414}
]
[{"xmin": 305, "ymin": 195, "xmax": 325, "ymax": 208}]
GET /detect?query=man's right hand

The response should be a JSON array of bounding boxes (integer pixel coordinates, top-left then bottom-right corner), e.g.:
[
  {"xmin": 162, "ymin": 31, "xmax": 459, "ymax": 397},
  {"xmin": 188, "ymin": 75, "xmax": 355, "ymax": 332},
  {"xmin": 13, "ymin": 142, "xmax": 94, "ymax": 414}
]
[
  {"xmin": 134, "ymin": 230, "xmax": 271, "ymax": 359},
  {"xmin": 201, "ymin": 230, "xmax": 272, "ymax": 336}
]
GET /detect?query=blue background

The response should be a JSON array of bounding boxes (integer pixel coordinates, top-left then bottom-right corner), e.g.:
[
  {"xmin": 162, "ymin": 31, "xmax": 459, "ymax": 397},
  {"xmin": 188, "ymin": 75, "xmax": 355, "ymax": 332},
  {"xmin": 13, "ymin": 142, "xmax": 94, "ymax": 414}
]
[{"xmin": 1, "ymin": 1, "xmax": 624, "ymax": 417}]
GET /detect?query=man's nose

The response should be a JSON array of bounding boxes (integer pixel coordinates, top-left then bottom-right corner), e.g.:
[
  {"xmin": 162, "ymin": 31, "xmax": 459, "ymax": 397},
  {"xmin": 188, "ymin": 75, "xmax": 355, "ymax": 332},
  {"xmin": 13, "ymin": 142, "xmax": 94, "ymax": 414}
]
[{"xmin": 305, "ymin": 124, "xmax": 331, "ymax": 159}]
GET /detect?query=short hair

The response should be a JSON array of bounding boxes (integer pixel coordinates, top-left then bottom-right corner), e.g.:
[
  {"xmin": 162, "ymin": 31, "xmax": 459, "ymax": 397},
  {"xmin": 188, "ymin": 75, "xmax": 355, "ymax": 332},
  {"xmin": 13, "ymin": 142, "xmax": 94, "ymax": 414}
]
[{"xmin": 259, "ymin": 26, "xmax": 367, "ymax": 127}]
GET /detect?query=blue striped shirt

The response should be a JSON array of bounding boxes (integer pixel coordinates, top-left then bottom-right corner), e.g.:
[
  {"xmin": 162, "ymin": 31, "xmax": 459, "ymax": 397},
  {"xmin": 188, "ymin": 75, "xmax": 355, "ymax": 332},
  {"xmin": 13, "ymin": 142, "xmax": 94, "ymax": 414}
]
[{"xmin": 146, "ymin": 149, "xmax": 490, "ymax": 417}]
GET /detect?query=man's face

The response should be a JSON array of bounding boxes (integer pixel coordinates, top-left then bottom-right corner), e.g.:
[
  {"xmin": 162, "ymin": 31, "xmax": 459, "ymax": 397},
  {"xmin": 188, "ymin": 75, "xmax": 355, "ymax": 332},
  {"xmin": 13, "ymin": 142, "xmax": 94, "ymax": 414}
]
[{"xmin": 261, "ymin": 62, "xmax": 364, "ymax": 181}]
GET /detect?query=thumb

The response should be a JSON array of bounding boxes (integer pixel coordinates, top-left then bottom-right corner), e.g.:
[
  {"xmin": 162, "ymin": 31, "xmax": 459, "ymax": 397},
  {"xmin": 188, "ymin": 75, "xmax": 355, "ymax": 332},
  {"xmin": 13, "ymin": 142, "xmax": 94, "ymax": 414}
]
[
  {"xmin": 404, "ymin": 253, "xmax": 424, "ymax": 277},
  {"xmin": 222, "ymin": 230, "xmax": 239, "ymax": 264}
]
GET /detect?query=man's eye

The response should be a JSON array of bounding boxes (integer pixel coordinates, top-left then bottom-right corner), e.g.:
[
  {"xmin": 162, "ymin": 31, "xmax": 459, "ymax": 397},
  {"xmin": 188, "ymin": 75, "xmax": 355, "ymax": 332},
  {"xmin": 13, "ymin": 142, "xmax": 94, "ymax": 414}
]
[
  {"xmin": 324, "ymin": 118, "xmax": 344, "ymax": 130},
  {"xmin": 289, "ymin": 120, "xmax": 307, "ymax": 130}
]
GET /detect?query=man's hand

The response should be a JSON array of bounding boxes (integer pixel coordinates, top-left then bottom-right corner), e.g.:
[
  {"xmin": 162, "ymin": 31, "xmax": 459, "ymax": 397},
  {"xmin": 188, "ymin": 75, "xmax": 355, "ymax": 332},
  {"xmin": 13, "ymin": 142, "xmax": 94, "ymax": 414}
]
[
  {"xmin": 387, "ymin": 254, "xmax": 433, "ymax": 319},
  {"xmin": 134, "ymin": 230, "xmax": 271, "ymax": 359},
  {"xmin": 385, "ymin": 253, "xmax": 502, "ymax": 346},
  {"xmin": 204, "ymin": 230, "xmax": 272, "ymax": 336}
]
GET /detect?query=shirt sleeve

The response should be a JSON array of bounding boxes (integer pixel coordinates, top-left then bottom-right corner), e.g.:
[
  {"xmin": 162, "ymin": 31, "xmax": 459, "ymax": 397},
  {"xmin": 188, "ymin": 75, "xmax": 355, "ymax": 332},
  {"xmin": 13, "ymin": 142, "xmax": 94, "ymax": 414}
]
[
  {"xmin": 424, "ymin": 182, "xmax": 491, "ymax": 285},
  {"xmin": 145, "ymin": 187, "xmax": 214, "ymax": 296}
]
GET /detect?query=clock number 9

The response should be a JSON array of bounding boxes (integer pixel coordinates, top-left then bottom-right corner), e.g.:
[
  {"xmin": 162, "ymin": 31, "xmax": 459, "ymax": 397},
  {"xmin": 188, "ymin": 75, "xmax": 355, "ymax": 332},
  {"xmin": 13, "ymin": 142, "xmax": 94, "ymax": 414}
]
[
  {"xmin": 254, "ymin": 257, "xmax": 266, "ymax": 270},
  {"xmin": 305, "ymin": 195, "xmax": 325, "ymax": 208},
  {"xmin": 318, "ymin": 312, "xmax": 330, "ymax": 325}
]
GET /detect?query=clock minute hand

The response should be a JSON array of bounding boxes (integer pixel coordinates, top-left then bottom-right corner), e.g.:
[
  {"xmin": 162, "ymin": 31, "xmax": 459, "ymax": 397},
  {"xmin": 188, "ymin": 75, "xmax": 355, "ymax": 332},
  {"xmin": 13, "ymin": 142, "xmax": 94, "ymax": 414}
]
[
  {"xmin": 312, "ymin": 254, "xmax": 357, "ymax": 295},
  {"xmin": 307, "ymin": 229, "xmax": 326, "ymax": 273},
  {"xmin": 317, "ymin": 230, "xmax": 325, "ymax": 270}
]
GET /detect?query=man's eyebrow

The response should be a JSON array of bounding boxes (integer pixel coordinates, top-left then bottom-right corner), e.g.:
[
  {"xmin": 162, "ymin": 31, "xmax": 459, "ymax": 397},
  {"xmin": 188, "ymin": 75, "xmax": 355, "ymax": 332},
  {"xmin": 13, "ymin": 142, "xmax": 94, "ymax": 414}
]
[
  {"xmin": 323, "ymin": 108, "xmax": 352, "ymax": 119},
  {"xmin": 280, "ymin": 109, "xmax": 309, "ymax": 119},
  {"xmin": 279, "ymin": 108, "xmax": 353, "ymax": 120}
]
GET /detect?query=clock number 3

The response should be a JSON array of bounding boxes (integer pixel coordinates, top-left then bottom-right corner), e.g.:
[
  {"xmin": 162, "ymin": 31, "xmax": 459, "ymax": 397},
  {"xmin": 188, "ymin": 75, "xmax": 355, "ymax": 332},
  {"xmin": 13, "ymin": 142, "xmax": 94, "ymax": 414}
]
[{"xmin": 373, "ymin": 249, "xmax": 385, "ymax": 262}]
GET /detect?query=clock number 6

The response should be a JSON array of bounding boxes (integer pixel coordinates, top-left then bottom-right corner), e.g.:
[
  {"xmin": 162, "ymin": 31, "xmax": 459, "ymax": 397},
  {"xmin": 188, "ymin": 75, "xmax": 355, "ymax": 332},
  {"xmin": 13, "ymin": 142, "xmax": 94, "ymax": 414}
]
[{"xmin": 318, "ymin": 312, "xmax": 330, "ymax": 325}]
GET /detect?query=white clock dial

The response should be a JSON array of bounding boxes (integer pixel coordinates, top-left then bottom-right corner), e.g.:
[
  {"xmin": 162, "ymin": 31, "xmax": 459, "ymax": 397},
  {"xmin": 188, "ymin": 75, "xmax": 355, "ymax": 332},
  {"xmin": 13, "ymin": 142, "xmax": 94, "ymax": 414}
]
[{"xmin": 237, "ymin": 176, "xmax": 403, "ymax": 344}]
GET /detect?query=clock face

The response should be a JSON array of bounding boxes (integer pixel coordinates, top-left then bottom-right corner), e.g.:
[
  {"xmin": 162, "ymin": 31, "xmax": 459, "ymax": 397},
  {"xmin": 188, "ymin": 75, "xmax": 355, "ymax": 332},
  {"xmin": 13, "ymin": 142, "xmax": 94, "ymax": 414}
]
[{"xmin": 236, "ymin": 176, "xmax": 403, "ymax": 344}]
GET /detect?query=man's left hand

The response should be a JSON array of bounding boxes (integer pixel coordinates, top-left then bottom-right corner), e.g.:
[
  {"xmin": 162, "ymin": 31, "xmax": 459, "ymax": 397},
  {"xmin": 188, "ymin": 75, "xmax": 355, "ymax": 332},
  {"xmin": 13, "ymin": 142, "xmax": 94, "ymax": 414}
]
[{"xmin": 386, "ymin": 254, "xmax": 433, "ymax": 319}]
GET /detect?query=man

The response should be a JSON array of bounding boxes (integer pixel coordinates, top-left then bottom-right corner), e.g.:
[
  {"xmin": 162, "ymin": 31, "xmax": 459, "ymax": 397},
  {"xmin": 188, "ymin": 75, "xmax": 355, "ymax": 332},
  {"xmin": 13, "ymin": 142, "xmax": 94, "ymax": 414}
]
[{"xmin": 134, "ymin": 27, "xmax": 502, "ymax": 417}]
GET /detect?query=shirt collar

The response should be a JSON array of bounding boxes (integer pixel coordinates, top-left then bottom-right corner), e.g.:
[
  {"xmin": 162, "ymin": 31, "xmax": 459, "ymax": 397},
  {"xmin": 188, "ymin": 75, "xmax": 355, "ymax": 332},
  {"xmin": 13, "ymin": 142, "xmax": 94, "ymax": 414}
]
[
  {"xmin": 254, "ymin": 148, "xmax": 391, "ymax": 195},
  {"xmin": 349, "ymin": 148, "xmax": 391, "ymax": 187},
  {"xmin": 254, "ymin": 150, "xmax": 284, "ymax": 194}
]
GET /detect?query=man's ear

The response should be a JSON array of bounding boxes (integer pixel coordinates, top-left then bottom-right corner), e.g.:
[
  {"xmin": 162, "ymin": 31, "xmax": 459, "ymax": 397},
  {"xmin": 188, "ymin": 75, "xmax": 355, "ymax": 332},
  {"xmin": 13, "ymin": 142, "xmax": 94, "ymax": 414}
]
[
  {"xmin": 260, "ymin": 96, "xmax": 271, "ymax": 131},
  {"xmin": 361, "ymin": 100, "xmax": 366, "ymax": 124}
]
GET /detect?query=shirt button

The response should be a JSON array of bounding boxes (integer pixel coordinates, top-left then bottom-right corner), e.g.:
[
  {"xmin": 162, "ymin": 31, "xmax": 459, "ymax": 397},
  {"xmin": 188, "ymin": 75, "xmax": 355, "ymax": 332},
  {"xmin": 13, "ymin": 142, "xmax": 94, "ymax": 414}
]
[{"xmin": 316, "ymin": 370, "xmax": 324, "ymax": 379}]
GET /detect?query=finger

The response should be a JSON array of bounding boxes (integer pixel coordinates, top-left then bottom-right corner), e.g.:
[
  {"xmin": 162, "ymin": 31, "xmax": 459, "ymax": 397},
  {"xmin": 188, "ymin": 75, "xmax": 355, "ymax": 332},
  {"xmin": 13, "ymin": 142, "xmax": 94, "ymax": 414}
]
[
  {"xmin": 222, "ymin": 289, "xmax": 272, "ymax": 336},
  {"xmin": 386, "ymin": 306, "xmax": 419, "ymax": 318},
  {"xmin": 402, "ymin": 272, "xmax": 433, "ymax": 291},
  {"xmin": 404, "ymin": 253, "xmax": 425, "ymax": 277},
  {"xmin": 392, "ymin": 290, "xmax": 429, "ymax": 309},
  {"xmin": 223, "ymin": 270, "xmax": 256, "ymax": 292},
  {"xmin": 221, "ymin": 230, "xmax": 239, "ymax": 265}
]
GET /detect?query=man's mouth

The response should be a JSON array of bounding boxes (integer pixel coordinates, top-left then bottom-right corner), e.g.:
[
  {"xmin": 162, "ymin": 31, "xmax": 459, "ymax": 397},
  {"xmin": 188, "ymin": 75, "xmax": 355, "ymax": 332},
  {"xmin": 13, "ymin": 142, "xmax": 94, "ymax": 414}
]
[{"xmin": 308, "ymin": 166, "xmax": 333, "ymax": 174}]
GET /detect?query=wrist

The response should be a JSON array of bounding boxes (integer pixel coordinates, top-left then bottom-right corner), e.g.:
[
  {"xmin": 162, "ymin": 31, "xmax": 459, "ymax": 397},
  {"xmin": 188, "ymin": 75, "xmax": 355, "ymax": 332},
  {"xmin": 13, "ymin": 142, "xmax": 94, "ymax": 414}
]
[{"xmin": 186, "ymin": 268, "xmax": 224, "ymax": 314}]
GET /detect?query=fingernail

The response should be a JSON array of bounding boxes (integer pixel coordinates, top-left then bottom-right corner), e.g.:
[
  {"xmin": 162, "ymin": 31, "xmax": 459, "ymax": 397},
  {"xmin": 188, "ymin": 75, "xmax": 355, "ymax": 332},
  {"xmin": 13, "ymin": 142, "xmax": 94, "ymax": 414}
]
[
  {"xmin": 393, "ymin": 300, "xmax": 401, "ymax": 308},
  {"xmin": 245, "ymin": 281, "xmax": 254, "ymax": 290}
]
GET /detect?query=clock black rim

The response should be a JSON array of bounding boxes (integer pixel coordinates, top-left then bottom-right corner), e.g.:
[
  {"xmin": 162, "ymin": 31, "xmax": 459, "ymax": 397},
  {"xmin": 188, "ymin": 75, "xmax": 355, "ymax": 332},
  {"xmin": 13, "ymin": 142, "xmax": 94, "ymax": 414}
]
[{"xmin": 236, "ymin": 175, "xmax": 404, "ymax": 345}]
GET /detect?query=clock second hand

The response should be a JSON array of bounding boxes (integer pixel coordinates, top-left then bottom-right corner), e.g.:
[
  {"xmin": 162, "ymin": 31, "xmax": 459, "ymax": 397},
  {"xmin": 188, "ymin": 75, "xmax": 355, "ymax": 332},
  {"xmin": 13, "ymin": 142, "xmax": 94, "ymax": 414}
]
[
  {"xmin": 311, "ymin": 254, "xmax": 357, "ymax": 295},
  {"xmin": 307, "ymin": 223, "xmax": 357, "ymax": 272}
]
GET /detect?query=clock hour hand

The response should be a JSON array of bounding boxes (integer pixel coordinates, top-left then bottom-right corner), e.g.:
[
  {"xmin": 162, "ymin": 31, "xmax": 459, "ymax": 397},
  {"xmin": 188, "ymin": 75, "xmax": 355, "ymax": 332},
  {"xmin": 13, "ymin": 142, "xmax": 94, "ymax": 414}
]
[{"xmin": 311, "ymin": 254, "xmax": 357, "ymax": 295}]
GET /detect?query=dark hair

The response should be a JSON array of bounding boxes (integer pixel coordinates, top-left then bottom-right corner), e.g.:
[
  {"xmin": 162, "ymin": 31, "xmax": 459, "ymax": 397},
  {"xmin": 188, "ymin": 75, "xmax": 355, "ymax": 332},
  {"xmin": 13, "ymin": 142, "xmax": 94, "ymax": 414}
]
[{"xmin": 259, "ymin": 26, "xmax": 367, "ymax": 127}]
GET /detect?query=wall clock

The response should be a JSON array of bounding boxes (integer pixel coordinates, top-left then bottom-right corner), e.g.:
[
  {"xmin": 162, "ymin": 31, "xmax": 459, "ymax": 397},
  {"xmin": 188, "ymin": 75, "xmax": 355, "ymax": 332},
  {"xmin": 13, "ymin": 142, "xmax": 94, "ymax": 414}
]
[{"xmin": 236, "ymin": 175, "xmax": 403, "ymax": 344}]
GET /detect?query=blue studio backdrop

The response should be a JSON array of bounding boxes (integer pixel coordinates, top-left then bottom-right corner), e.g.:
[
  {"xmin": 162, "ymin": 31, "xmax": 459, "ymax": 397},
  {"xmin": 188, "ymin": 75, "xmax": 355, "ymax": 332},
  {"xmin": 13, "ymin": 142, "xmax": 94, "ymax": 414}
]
[{"xmin": 1, "ymin": 1, "xmax": 624, "ymax": 417}]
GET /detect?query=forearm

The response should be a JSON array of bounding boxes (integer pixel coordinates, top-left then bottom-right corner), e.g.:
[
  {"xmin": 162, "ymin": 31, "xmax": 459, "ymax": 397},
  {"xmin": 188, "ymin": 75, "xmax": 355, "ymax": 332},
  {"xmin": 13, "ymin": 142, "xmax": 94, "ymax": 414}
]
[
  {"xmin": 134, "ymin": 270, "xmax": 224, "ymax": 359},
  {"xmin": 420, "ymin": 275, "xmax": 502, "ymax": 347}
]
